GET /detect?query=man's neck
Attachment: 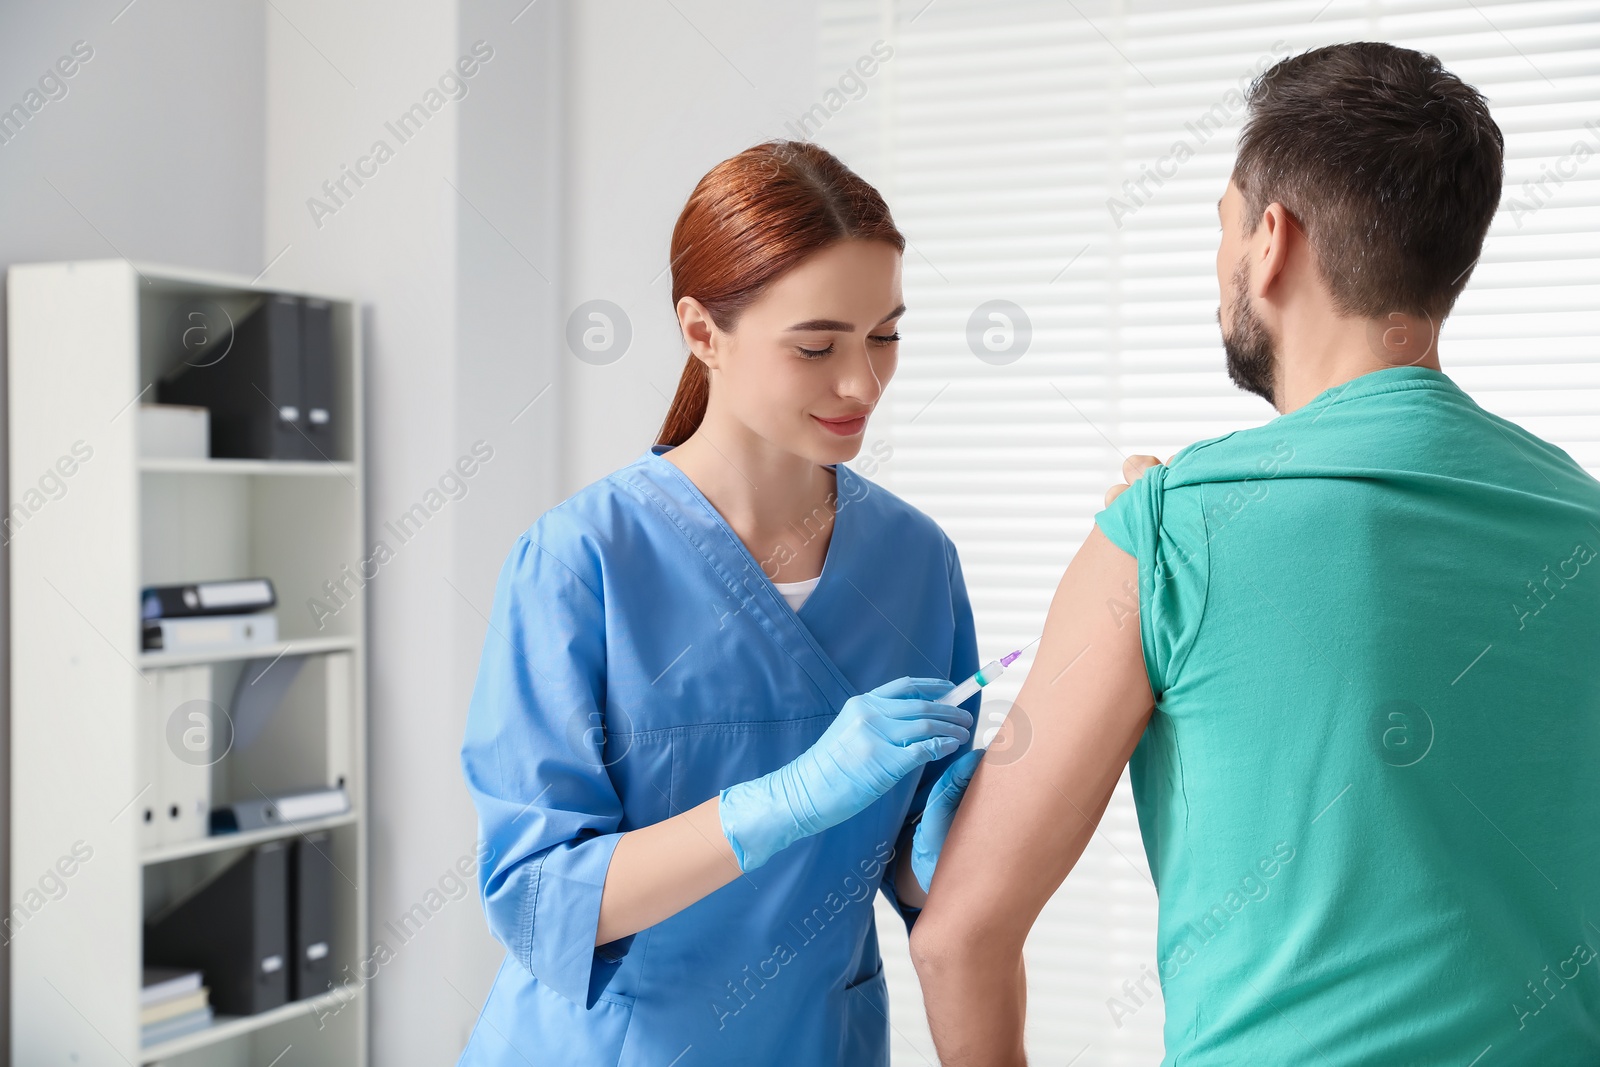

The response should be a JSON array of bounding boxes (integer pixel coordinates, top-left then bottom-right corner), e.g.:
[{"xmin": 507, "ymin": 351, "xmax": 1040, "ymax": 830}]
[{"xmin": 1273, "ymin": 311, "xmax": 1442, "ymax": 414}]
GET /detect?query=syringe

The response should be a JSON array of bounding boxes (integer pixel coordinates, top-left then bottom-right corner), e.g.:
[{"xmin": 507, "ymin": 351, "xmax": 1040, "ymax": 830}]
[{"xmin": 935, "ymin": 637, "xmax": 1040, "ymax": 705}]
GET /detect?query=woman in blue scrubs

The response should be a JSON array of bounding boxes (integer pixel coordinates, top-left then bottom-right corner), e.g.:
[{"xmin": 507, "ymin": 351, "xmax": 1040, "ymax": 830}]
[{"xmin": 459, "ymin": 140, "xmax": 984, "ymax": 1066}]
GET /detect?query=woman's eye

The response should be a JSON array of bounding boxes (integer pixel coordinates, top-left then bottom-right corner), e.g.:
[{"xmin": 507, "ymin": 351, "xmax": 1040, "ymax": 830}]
[
  {"xmin": 797, "ymin": 344, "xmax": 834, "ymax": 359},
  {"xmin": 869, "ymin": 332, "xmax": 901, "ymax": 346}
]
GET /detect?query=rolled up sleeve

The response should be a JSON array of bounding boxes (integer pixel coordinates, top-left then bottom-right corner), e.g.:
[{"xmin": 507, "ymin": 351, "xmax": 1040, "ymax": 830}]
[
  {"xmin": 1092, "ymin": 459, "xmax": 1210, "ymax": 700},
  {"xmin": 461, "ymin": 527, "xmax": 626, "ymax": 1009}
]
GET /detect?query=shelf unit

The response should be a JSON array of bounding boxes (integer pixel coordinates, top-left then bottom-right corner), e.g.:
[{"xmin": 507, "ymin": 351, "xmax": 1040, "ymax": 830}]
[{"xmin": 8, "ymin": 260, "xmax": 369, "ymax": 1066}]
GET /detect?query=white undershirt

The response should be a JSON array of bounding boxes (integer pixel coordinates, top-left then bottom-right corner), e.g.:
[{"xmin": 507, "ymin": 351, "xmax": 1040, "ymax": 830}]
[{"xmin": 772, "ymin": 575, "xmax": 821, "ymax": 612}]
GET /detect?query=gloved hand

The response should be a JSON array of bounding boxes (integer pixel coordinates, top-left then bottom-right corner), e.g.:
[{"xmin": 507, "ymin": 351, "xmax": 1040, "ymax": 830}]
[
  {"xmin": 719, "ymin": 677, "xmax": 972, "ymax": 872},
  {"xmin": 911, "ymin": 747, "xmax": 985, "ymax": 892}
]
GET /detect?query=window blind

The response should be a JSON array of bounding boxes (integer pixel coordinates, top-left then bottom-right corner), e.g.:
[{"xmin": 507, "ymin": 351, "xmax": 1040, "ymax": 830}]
[{"xmin": 816, "ymin": 1, "xmax": 1600, "ymax": 1063}]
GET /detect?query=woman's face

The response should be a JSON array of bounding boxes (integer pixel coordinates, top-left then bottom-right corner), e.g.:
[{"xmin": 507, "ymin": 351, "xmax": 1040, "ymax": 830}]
[{"xmin": 685, "ymin": 239, "xmax": 903, "ymax": 468}]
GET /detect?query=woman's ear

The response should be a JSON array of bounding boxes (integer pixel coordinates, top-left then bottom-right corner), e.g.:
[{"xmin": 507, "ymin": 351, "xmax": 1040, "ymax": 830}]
[{"xmin": 677, "ymin": 296, "xmax": 720, "ymax": 369}]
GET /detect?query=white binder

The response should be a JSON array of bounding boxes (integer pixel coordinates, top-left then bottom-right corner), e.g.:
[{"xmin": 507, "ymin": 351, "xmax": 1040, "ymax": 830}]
[
  {"xmin": 137, "ymin": 674, "xmax": 165, "ymax": 849},
  {"xmin": 324, "ymin": 652, "xmax": 353, "ymax": 792},
  {"xmin": 148, "ymin": 665, "xmax": 214, "ymax": 848}
]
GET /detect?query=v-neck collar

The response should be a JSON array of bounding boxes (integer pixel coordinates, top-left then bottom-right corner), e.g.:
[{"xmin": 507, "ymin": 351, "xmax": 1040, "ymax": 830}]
[
  {"xmin": 629, "ymin": 444, "xmax": 859, "ymax": 708},
  {"xmin": 643, "ymin": 444, "xmax": 849, "ymax": 609}
]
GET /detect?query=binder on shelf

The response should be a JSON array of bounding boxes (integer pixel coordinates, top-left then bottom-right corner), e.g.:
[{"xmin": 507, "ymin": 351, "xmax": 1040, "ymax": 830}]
[
  {"xmin": 209, "ymin": 786, "xmax": 349, "ymax": 834},
  {"xmin": 325, "ymin": 651, "xmax": 353, "ymax": 792},
  {"xmin": 144, "ymin": 841, "xmax": 291, "ymax": 1017},
  {"xmin": 137, "ymin": 676, "xmax": 165, "ymax": 850},
  {"xmin": 142, "ymin": 612, "xmax": 277, "ymax": 653},
  {"xmin": 301, "ymin": 298, "xmax": 336, "ymax": 459},
  {"xmin": 291, "ymin": 831, "xmax": 336, "ymax": 1001},
  {"xmin": 157, "ymin": 294, "xmax": 319, "ymax": 461},
  {"xmin": 142, "ymin": 578, "xmax": 277, "ymax": 620},
  {"xmin": 142, "ymin": 665, "xmax": 214, "ymax": 848}
]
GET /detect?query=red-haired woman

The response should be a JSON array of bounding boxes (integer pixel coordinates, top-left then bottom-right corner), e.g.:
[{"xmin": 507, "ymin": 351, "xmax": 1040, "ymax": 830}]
[{"xmin": 459, "ymin": 141, "xmax": 983, "ymax": 1066}]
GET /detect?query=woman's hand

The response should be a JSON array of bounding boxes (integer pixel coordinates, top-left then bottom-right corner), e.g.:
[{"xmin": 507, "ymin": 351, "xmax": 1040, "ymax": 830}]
[
  {"xmin": 911, "ymin": 748, "xmax": 985, "ymax": 892},
  {"xmin": 1104, "ymin": 454, "xmax": 1165, "ymax": 506},
  {"xmin": 719, "ymin": 677, "xmax": 973, "ymax": 872}
]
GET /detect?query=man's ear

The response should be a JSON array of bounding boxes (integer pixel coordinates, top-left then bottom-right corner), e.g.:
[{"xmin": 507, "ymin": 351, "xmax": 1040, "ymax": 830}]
[
  {"xmin": 1253, "ymin": 201, "xmax": 1297, "ymax": 299},
  {"xmin": 676, "ymin": 296, "xmax": 720, "ymax": 370}
]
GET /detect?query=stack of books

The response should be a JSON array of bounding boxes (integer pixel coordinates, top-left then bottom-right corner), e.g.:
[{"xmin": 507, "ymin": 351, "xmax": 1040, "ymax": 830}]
[{"xmin": 141, "ymin": 966, "xmax": 213, "ymax": 1047}]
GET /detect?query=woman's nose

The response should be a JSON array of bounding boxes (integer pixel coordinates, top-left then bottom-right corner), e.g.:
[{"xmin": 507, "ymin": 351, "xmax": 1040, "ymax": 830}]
[{"xmin": 837, "ymin": 344, "xmax": 886, "ymax": 405}]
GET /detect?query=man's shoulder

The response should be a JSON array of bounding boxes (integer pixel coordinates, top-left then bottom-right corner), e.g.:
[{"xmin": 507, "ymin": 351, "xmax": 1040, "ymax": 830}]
[{"xmin": 1163, "ymin": 424, "xmax": 1300, "ymax": 491}]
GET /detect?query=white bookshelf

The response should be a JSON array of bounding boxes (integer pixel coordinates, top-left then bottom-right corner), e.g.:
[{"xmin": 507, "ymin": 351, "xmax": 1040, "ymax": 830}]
[{"xmin": 7, "ymin": 260, "xmax": 369, "ymax": 1066}]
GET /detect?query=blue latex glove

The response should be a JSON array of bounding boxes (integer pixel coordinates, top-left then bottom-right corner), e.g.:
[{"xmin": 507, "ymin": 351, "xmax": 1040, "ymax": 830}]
[
  {"xmin": 911, "ymin": 748, "xmax": 985, "ymax": 892},
  {"xmin": 719, "ymin": 677, "xmax": 972, "ymax": 872}
]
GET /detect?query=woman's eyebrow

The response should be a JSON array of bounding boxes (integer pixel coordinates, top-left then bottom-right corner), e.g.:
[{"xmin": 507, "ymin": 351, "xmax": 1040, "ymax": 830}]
[{"xmin": 784, "ymin": 305, "xmax": 906, "ymax": 332}]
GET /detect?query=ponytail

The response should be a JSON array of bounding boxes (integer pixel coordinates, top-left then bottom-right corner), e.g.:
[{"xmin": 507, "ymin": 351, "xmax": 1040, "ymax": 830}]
[{"xmin": 656, "ymin": 355, "xmax": 709, "ymax": 448}]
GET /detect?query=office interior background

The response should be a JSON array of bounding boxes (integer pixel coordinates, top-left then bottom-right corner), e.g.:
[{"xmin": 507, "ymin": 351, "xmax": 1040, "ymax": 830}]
[{"xmin": 0, "ymin": 0, "xmax": 1595, "ymax": 1063}]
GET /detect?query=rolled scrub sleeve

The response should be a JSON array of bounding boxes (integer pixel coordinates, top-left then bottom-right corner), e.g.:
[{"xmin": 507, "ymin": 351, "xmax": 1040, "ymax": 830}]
[
  {"xmin": 1091, "ymin": 457, "xmax": 1210, "ymax": 702},
  {"xmin": 878, "ymin": 534, "xmax": 982, "ymax": 933},
  {"xmin": 460, "ymin": 526, "xmax": 629, "ymax": 1010}
]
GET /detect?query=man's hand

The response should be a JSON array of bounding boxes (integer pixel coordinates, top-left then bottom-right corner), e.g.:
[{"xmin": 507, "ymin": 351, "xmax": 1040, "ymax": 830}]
[{"xmin": 1104, "ymin": 454, "xmax": 1165, "ymax": 506}]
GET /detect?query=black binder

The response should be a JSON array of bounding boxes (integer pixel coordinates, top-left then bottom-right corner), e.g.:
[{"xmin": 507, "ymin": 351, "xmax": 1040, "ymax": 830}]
[
  {"xmin": 158, "ymin": 294, "xmax": 314, "ymax": 460},
  {"xmin": 141, "ymin": 578, "xmax": 277, "ymax": 621},
  {"xmin": 144, "ymin": 841, "xmax": 290, "ymax": 1016},
  {"xmin": 300, "ymin": 298, "xmax": 336, "ymax": 460},
  {"xmin": 290, "ymin": 832, "xmax": 336, "ymax": 1000}
]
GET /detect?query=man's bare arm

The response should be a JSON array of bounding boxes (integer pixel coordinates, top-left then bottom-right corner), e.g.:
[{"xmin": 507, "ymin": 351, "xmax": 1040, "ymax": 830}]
[{"xmin": 908, "ymin": 523, "xmax": 1156, "ymax": 1066}]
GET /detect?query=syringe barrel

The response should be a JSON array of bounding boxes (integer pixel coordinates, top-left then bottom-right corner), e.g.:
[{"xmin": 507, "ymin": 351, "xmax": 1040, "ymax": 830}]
[{"xmin": 935, "ymin": 658, "xmax": 1005, "ymax": 705}]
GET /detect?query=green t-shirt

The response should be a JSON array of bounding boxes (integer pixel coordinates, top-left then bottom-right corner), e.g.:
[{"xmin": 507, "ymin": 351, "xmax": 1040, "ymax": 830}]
[{"xmin": 1095, "ymin": 365, "xmax": 1600, "ymax": 1064}]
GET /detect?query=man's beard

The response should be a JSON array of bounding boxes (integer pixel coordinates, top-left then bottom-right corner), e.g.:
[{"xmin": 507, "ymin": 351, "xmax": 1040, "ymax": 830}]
[{"xmin": 1218, "ymin": 257, "xmax": 1277, "ymax": 407}]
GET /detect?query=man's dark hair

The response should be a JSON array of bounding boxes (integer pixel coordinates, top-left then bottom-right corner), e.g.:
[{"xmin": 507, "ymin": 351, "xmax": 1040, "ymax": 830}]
[{"xmin": 1233, "ymin": 41, "xmax": 1504, "ymax": 319}]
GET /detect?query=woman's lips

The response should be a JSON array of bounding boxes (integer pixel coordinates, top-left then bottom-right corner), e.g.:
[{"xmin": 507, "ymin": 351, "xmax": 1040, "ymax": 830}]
[{"xmin": 813, "ymin": 413, "xmax": 868, "ymax": 436}]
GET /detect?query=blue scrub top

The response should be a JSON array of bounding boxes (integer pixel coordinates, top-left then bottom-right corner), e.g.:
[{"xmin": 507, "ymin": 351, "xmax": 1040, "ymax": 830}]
[{"xmin": 459, "ymin": 445, "xmax": 980, "ymax": 1066}]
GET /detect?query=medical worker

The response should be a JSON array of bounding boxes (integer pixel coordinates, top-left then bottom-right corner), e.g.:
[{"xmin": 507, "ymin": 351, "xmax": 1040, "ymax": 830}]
[{"xmin": 458, "ymin": 140, "xmax": 988, "ymax": 1066}]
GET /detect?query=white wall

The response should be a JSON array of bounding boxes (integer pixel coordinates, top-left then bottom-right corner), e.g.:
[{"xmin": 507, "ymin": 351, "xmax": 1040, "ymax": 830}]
[
  {"xmin": 259, "ymin": 0, "xmax": 528, "ymax": 1062},
  {"xmin": 260, "ymin": 0, "xmax": 568, "ymax": 1058},
  {"xmin": 448, "ymin": 0, "xmax": 568, "ymax": 1046},
  {"xmin": 562, "ymin": 0, "xmax": 824, "ymax": 492}
]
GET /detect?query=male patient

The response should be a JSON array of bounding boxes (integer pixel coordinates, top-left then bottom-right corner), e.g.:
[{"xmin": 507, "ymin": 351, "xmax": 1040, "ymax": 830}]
[{"xmin": 910, "ymin": 41, "xmax": 1600, "ymax": 1064}]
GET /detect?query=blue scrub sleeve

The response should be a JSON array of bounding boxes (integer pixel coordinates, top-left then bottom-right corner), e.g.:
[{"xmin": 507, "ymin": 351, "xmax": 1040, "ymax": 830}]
[
  {"xmin": 461, "ymin": 529, "xmax": 626, "ymax": 1010},
  {"xmin": 878, "ymin": 534, "xmax": 982, "ymax": 933}
]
